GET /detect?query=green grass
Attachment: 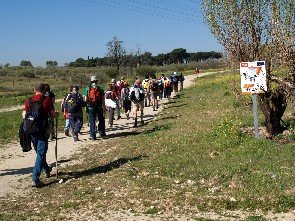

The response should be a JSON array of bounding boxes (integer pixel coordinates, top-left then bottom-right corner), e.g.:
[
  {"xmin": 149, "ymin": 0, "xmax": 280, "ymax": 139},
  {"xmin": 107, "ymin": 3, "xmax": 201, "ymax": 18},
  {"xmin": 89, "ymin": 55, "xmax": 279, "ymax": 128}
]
[{"xmin": 0, "ymin": 71, "xmax": 294, "ymax": 220}]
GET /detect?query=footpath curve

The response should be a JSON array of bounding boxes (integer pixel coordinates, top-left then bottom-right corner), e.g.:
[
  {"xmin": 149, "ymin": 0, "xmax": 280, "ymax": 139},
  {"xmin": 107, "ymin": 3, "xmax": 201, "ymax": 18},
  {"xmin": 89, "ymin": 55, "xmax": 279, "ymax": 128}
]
[{"xmin": 0, "ymin": 72, "xmax": 215, "ymax": 198}]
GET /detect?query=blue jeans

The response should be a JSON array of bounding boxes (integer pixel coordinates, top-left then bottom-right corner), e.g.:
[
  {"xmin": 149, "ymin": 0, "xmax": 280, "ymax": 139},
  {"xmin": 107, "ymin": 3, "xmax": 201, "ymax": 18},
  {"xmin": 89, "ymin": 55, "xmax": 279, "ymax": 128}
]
[
  {"xmin": 31, "ymin": 134, "xmax": 50, "ymax": 182},
  {"xmin": 88, "ymin": 109, "xmax": 105, "ymax": 139},
  {"xmin": 64, "ymin": 119, "xmax": 70, "ymax": 132}
]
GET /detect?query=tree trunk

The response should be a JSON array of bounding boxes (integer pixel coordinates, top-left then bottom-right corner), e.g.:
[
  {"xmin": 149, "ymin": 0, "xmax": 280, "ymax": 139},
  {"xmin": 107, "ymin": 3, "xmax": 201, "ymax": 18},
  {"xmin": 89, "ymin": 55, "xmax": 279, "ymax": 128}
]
[{"xmin": 258, "ymin": 87, "xmax": 287, "ymax": 136}]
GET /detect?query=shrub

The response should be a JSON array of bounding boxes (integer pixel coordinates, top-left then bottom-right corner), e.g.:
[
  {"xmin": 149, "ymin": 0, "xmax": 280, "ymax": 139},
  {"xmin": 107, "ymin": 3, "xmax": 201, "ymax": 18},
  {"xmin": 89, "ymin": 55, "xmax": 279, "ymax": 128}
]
[
  {"xmin": 20, "ymin": 70, "xmax": 36, "ymax": 78},
  {"xmin": 105, "ymin": 67, "xmax": 119, "ymax": 79},
  {"xmin": 135, "ymin": 66, "xmax": 157, "ymax": 77}
]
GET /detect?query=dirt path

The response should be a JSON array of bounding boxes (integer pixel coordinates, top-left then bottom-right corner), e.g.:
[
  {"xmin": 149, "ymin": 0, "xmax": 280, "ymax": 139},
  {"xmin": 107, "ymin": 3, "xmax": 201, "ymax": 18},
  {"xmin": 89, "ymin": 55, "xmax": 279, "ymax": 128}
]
[
  {"xmin": 0, "ymin": 99, "xmax": 63, "ymax": 113},
  {"xmin": 0, "ymin": 72, "xmax": 216, "ymax": 198}
]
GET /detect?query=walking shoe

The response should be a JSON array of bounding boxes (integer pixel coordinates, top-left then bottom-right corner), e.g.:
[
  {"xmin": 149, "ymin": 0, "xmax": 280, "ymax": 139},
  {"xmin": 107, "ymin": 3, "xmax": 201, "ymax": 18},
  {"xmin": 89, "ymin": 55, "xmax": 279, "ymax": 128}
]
[
  {"xmin": 32, "ymin": 180, "xmax": 43, "ymax": 188},
  {"xmin": 64, "ymin": 130, "xmax": 70, "ymax": 136},
  {"xmin": 89, "ymin": 137, "xmax": 96, "ymax": 141},
  {"xmin": 74, "ymin": 136, "xmax": 79, "ymax": 142},
  {"xmin": 116, "ymin": 116, "xmax": 121, "ymax": 120},
  {"xmin": 45, "ymin": 165, "xmax": 52, "ymax": 178},
  {"xmin": 140, "ymin": 120, "xmax": 144, "ymax": 125}
]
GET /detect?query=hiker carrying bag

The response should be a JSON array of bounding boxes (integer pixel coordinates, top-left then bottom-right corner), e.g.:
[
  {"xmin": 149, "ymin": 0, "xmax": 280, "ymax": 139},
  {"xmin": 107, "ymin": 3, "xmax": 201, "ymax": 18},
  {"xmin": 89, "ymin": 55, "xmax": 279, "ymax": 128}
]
[
  {"xmin": 130, "ymin": 87, "xmax": 144, "ymax": 102},
  {"xmin": 150, "ymin": 80, "xmax": 159, "ymax": 92},
  {"xmin": 23, "ymin": 96, "xmax": 46, "ymax": 135}
]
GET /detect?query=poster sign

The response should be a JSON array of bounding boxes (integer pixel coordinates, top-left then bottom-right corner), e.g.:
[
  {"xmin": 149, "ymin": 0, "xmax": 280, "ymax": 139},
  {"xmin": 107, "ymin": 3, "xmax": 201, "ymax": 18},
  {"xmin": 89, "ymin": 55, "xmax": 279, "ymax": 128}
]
[{"xmin": 240, "ymin": 61, "xmax": 267, "ymax": 94}]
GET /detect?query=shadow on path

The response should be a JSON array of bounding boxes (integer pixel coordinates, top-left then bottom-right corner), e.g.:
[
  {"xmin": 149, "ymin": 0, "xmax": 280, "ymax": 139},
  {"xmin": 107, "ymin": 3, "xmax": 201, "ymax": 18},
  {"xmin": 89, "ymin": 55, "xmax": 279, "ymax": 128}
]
[
  {"xmin": 0, "ymin": 159, "xmax": 71, "ymax": 177},
  {"xmin": 59, "ymin": 155, "xmax": 147, "ymax": 180}
]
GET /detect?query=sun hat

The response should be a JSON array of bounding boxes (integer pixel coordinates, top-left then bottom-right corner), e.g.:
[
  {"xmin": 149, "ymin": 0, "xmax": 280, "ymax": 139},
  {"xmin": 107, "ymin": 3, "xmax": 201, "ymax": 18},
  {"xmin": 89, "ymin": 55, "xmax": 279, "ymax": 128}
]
[{"xmin": 91, "ymin": 76, "xmax": 98, "ymax": 82}]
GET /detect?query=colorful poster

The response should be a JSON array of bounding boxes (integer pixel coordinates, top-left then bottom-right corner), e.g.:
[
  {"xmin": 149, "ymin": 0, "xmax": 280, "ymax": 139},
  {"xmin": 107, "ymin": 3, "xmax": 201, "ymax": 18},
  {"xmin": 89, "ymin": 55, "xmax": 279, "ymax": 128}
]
[{"xmin": 240, "ymin": 61, "xmax": 267, "ymax": 94}]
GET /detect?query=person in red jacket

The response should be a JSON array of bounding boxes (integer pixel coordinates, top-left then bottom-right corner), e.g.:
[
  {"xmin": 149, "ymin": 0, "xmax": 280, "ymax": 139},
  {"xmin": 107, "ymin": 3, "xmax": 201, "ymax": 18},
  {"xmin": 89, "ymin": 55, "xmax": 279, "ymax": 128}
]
[{"xmin": 22, "ymin": 83, "xmax": 59, "ymax": 187}]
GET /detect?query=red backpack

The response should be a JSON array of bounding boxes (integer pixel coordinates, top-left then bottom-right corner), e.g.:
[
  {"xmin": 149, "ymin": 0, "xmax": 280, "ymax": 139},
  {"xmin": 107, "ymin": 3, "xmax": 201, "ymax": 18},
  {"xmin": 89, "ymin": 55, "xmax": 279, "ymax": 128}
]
[{"xmin": 87, "ymin": 87, "xmax": 101, "ymax": 106}]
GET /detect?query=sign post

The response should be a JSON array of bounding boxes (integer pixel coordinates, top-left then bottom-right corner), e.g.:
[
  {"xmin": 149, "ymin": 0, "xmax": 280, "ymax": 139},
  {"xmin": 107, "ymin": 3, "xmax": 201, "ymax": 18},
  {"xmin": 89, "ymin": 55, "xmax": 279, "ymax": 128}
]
[{"xmin": 240, "ymin": 61, "xmax": 267, "ymax": 138}]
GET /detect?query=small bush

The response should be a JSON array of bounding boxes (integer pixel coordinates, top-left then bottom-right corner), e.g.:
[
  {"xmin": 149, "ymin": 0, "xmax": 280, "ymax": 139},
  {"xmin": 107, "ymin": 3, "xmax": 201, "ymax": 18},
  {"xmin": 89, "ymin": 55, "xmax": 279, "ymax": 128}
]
[
  {"xmin": 136, "ymin": 66, "xmax": 157, "ymax": 77},
  {"xmin": 20, "ymin": 70, "xmax": 35, "ymax": 78},
  {"xmin": 105, "ymin": 67, "xmax": 119, "ymax": 79}
]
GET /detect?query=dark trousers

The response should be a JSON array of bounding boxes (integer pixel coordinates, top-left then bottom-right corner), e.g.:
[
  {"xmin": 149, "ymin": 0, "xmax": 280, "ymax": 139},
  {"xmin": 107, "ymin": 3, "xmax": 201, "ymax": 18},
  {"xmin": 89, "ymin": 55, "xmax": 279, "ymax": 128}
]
[
  {"xmin": 69, "ymin": 115, "xmax": 82, "ymax": 137},
  {"xmin": 89, "ymin": 110, "xmax": 105, "ymax": 139}
]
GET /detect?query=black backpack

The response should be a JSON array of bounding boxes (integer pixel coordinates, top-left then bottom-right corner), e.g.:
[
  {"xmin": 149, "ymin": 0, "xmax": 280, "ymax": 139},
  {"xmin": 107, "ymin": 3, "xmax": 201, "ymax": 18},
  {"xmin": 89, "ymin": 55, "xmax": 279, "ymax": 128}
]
[
  {"xmin": 66, "ymin": 93, "xmax": 84, "ymax": 114},
  {"xmin": 23, "ymin": 96, "xmax": 46, "ymax": 134},
  {"xmin": 150, "ymin": 80, "xmax": 159, "ymax": 92},
  {"xmin": 130, "ymin": 87, "xmax": 144, "ymax": 102},
  {"xmin": 19, "ymin": 121, "xmax": 32, "ymax": 152}
]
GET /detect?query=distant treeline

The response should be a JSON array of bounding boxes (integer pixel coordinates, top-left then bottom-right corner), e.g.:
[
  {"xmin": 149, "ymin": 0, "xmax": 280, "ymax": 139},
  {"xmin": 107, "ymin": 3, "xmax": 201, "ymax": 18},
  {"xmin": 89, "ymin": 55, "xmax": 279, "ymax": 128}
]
[{"xmin": 68, "ymin": 49, "xmax": 222, "ymax": 68}]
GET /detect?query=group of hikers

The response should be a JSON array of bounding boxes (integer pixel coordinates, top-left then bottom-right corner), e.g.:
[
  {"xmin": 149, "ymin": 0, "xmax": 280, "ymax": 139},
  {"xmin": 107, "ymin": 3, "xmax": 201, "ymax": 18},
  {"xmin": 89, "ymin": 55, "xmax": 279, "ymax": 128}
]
[{"xmin": 21, "ymin": 72, "xmax": 185, "ymax": 187}]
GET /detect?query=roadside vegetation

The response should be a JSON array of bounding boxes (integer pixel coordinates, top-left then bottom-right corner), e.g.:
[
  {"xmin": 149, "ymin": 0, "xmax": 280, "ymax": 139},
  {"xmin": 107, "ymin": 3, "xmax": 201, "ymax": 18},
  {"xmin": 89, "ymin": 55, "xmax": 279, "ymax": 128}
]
[{"xmin": 0, "ymin": 71, "xmax": 294, "ymax": 220}]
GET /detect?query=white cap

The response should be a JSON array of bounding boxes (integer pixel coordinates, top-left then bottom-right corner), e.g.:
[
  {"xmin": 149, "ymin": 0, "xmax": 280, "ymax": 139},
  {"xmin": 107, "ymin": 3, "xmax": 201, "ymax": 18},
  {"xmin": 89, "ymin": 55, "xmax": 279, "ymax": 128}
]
[{"xmin": 91, "ymin": 76, "xmax": 98, "ymax": 82}]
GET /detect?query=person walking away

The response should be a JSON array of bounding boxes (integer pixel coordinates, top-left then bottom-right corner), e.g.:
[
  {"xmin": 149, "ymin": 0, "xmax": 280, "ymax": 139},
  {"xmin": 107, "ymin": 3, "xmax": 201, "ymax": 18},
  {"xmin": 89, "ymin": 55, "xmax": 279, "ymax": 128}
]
[
  {"xmin": 22, "ymin": 83, "xmax": 58, "ymax": 187},
  {"xmin": 164, "ymin": 77, "xmax": 172, "ymax": 100},
  {"xmin": 179, "ymin": 72, "xmax": 185, "ymax": 91},
  {"xmin": 195, "ymin": 68, "xmax": 200, "ymax": 75},
  {"xmin": 64, "ymin": 85, "xmax": 85, "ymax": 142},
  {"xmin": 105, "ymin": 84, "xmax": 118, "ymax": 127},
  {"xmin": 85, "ymin": 76, "xmax": 106, "ymax": 140},
  {"xmin": 171, "ymin": 72, "xmax": 179, "ymax": 92},
  {"xmin": 150, "ymin": 75, "xmax": 159, "ymax": 111},
  {"xmin": 111, "ymin": 79, "xmax": 121, "ymax": 120},
  {"xmin": 121, "ymin": 82, "xmax": 131, "ymax": 120},
  {"xmin": 117, "ymin": 76, "xmax": 125, "ymax": 108},
  {"xmin": 129, "ymin": 80, "xmax": 145, "ymax": 127},
  {"xmin": 158, "ymin": 76, "xmax": 164, "ymax": 100},
  {"xmin": 60, "ymin": 86, "xmax": 73, "ymax": 136},
  {"xmin": 44, "ymin": 84, "xmax": 56, "ymax": 140},
  {"xmin": 142, "ymin": 75, "xmax": 151, "ymax": 107}
]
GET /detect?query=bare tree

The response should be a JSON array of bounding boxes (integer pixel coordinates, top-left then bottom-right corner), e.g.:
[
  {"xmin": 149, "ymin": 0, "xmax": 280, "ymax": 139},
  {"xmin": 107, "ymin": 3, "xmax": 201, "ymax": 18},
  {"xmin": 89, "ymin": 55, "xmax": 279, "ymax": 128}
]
[
  {"xmin": 202, "ymin": 0, "xmax": 295, "ymax": 136},
  {"xmin": 106, "ymin": 36, "xmax": 126, "ymax": 74}
]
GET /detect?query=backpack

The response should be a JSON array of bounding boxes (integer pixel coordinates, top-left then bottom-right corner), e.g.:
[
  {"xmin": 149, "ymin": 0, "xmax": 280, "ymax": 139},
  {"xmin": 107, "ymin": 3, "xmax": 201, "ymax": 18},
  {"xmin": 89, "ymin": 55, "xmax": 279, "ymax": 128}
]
[
  {"xmin": 172, "ymin": 76, "xmax": 178, "ymax": 84},
  {"xmin": 19, "ymin": 121, "xmax": 32, "ymax": 152},
  {"xmin": 130, "ymin": 87, "xmax": 144, "ymax": 102},
  {"xmin": 150, "ymin": 80, "xmax": 159, "ymax": 92},
  {"xmin": 105, "ymin": 91, "xmax": 114, "ymax": 100},
  {"xmin": 87, "ymin": 87, "xmax": 101, "ymax": 106},
  {"xmin": 158, "ymin": 79, "xmax": 163, "ymax": 90},
  {"xmin": 23, "ymin": 96, "xmax": 46, "ymax": 134},
  {"xmin": 165, "ymin": 80, "xmax": 171, "ymax": 88},
  {"xmin": 142, "ymin": 80, "xmax": 150, "ymax": 89},
  {"xmin": 66, "ymin": 93, "xmax": 84, "ymax": 114}
]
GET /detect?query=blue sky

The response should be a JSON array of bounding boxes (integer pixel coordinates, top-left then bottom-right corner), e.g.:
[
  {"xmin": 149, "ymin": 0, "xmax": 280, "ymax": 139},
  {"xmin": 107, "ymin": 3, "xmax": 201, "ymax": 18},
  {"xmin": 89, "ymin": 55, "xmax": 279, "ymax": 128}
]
[{"xmin": 0, "ymin": 0, "xmax": 222, "ymax": 67}]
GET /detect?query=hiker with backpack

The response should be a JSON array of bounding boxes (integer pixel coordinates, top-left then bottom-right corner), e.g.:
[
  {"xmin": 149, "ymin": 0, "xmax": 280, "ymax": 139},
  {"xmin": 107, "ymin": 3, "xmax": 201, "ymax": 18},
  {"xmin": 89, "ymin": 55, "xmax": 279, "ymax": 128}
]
[
  {"xmin": 121, "ymin": 82, "xmax": 131, "ymax": 120},
  {"xmin": 179, "ymin": 72, "xmax": 185, "ymax": 91},
  {"xmin": 110, "ymin": 78, "xmax": 121, "ymax": 120},
  {"xmin": 150, "ymin": 75, "xmax": 159, "ymax": 111},
  {"xmin": 142, "ymin": 75, "xmax": 151, "ymax": 107},
  {"xmin": 164, "ymin": 77, "xmax": 172, "ymax": 100},
  {"xmin": 44, "ymin": 84, "xmax": 56, "ymax": 141},
  {"xmin": 64, "ymin": 85, "xmax": 85, "ymax": 142},
  {"xmin": 22, "ymin": 83, "xmax": 59, "ymax": 187},
  {"xmin": 60, "ymin": 86, "xmax": 73, "ymax": 137},
  {"xmin": 170, "ymin": 72, "xmax": 179, "ymax": 92},
  {"xmin": 129, "ymin": 79, "xmax": 145, "ymax": 127},
  {"xmin": 105, "ymin": 83, "xmax": 119, "ymax": 127},
  {"xmin": 158, "ymin": 76, "xmax": 164, "ymax": 100},
  {"xmin": 85, "ymin": 76, "xmax": 106, "ymax": 140}
]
